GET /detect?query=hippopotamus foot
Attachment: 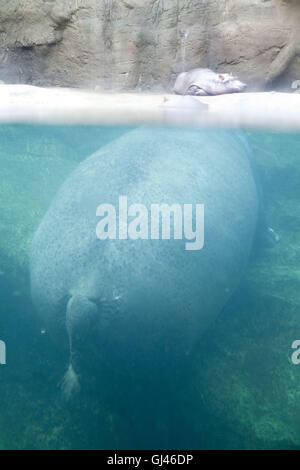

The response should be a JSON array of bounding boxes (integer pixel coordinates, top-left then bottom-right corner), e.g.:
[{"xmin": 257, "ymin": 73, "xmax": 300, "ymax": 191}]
[{"xmin": 186, "ymin": 85, "xmax": 208, "ymax": 96}]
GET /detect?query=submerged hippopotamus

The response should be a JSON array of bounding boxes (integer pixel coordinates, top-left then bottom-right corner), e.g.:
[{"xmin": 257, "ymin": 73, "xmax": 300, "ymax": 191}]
[
  {"xmin": 174, "ymin": 68, "xmax": 247, "ymax": 96},
  {"xmin": 30, "ymin": 127, "xmax": 258, "ymax": 399}
]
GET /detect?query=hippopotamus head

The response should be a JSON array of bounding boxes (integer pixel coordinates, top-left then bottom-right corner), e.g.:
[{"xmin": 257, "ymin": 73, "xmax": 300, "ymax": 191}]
[{"xmin": 215, "ymin": 73, "xmax": 247, "ymax": 94}]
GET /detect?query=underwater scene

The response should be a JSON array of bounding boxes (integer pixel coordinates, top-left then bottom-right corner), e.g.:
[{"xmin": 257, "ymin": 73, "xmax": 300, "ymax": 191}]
[{"xmin": 0, "ymin": 124, "xmax": 300, "ymax": 450}]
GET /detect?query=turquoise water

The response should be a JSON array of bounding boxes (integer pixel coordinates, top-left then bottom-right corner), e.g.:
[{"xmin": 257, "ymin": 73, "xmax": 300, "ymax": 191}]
[{"xmin": 0, "ymin": 124, "xmax": 300, "ymax": 449}]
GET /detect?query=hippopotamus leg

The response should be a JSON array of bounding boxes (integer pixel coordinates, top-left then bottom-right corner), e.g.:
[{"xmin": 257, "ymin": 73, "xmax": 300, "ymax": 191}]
[
  {"xmin": 62, "ymin": 295, "xmax": 98, "ymax": 399},
  {"xmin": 186, "ymin": 85, "xmax": 208, "ymax": 96}
]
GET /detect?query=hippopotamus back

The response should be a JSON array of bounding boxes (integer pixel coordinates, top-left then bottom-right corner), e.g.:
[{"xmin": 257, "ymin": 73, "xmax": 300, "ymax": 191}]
[{"xmin": 30, "ymin": 126, "xmax": 258, "ymax": 397}]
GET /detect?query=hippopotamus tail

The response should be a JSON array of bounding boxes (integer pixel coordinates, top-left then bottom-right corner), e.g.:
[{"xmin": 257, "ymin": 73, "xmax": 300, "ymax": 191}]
[{"xmin": 62, "ymin": 295, "xmax": 98, "ymax": 399}]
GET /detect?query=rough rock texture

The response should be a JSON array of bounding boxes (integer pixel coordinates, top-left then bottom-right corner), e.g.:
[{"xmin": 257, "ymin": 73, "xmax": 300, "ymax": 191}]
[{"xmin": 0, "ymin": 0, "xmax": 299, "ymax": 92}]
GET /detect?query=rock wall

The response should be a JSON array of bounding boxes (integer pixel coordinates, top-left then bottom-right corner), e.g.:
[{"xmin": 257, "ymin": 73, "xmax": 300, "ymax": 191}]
[{"xmin": 0, "ymin": 0, "xmax": 299, "ymax": 91}]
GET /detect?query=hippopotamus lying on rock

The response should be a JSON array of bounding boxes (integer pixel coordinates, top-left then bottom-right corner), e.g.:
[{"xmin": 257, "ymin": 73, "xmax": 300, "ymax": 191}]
[
  {"xmin": 30, "ymin": 126, "xmax": 258, "ymax": 399},
  {"xmin": 174, "ymin": 68, "xmax": 247, "ymax": 96}
]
